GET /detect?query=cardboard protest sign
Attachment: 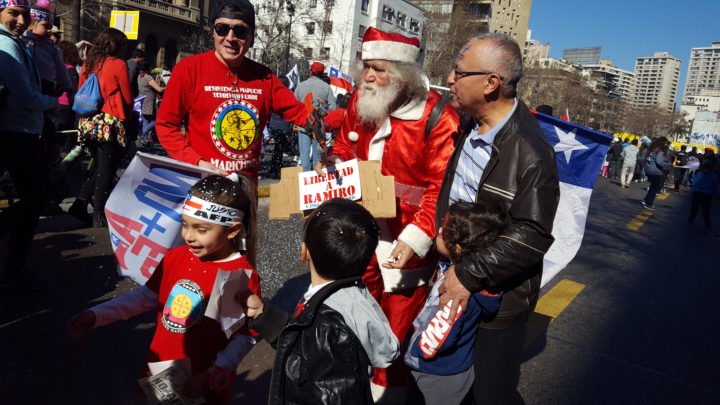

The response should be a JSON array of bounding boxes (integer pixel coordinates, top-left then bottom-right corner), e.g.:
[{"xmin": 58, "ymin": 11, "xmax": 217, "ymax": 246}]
[
  {"xmin": 269, "ymin": 160, "xmax": 396, "ymax": 219},
  {"xmin": 104, "ymin": 153, "xmax": 215, "ymax": 284},
  {"xmin": 298, "ymin": 159, "xmax": 361, "ymax": 210}
]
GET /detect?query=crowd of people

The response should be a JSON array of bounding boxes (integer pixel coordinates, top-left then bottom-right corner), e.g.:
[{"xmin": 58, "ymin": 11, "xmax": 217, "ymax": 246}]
[
  {"xmin": 1, "ymin": 0, "xmax": 718, "ymax": 404},
  {"xmin": 601, "ymin": 135, "xmax": 719, "ymax": 234}
]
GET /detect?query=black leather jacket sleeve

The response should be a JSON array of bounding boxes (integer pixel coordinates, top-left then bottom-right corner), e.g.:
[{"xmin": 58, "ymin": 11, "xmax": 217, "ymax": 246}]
[
  {"xmin": 296, "ymin": 312, "xmax": 373, "ymax": 404},
  {"xmin": 456, "ymin": 158, "xmax": 558, "ymax": 293},
  {"xmin": 247, "ymin": 300, "xmax": 290, "ymax": 348}
]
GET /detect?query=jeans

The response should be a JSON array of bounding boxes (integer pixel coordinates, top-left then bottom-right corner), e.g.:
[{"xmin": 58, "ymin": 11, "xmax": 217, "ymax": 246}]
[
  {"xmin": 620, "ymin": 162, "xmax": 635, "ymax": 186},
  {"xmin": 635, "ymin": 162, "xmax": 646, "ymax": 182},
  {"xmin": 609, "ymin": 160, "xmax": 621, "ymax": 178},
  {"xmin": 141, "ymin": 114, "xmax": 156, "ymax": 142},
  {"xmin": 298, "ymin": 129, "xmax": 319, "ymax": 172},
  {"xmin": 643, "ymin": 174, "xmax": 664, "ymax": 206},
  {"xmin": 674, "ymin": 168, "xmax": 688, "ymax": 188}
]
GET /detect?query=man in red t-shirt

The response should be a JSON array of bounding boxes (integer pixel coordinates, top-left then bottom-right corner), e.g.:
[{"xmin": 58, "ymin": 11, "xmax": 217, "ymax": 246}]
[{"xmin": 156, "ymin": 1, "xmax": 308, "ymax": 180}]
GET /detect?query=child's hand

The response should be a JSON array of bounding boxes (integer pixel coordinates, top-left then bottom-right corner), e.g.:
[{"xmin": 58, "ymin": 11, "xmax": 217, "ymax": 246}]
[
  {"xmin": 67, "ymin": 310, "xmax": 96, "ymax": 340},
  {"xmin": 182, "ymin": 369, "xmax": 210, "ymax": 399},
  {"xmin": 237, "ymin": 290, "xmax": 263, "ymax": 318}
]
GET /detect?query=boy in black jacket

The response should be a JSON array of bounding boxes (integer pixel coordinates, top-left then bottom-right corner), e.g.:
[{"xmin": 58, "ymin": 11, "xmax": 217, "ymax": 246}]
[{"xmin": 242, "ymin": 198, "xmax": 399, "ymax": 404}]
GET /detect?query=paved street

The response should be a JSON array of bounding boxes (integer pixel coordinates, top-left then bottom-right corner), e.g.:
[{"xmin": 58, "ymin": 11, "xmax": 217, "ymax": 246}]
[{"xmin": 1, "ymin": 163, "xmax": 718, "ymax": 404}]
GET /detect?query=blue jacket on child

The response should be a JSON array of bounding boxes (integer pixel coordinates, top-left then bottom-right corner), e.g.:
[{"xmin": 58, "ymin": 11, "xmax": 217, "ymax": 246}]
[{"xmin": 404, "ymin": 263, "xmax": 502, "ymax": 376}]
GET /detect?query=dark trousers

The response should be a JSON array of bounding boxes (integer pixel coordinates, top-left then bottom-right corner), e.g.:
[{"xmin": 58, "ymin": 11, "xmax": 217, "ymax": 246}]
[
  {"xmin": 688, "ymin": 192, "xmax": 712, "ymax": 229},
  {"xmin": 609, "ymin": 160, "xmax": 621, "ymax": 178},
  {"xmin": 473, "ymin": 322, "xmax": 527, "ymax": 405},
  {"xmin": 77, "ymin": 141, "xmax": 121, "ymax": 214},
  {"xmin": 269, "ymin": 130, "xmax": 292, "ymax": 177},
  {"xmin": 643, "ymin": 174, "xmax": 664, "ymax": 206},
  {"xmin": 0, "ymin": 132, "xmax": 49, "ymax": 277}
]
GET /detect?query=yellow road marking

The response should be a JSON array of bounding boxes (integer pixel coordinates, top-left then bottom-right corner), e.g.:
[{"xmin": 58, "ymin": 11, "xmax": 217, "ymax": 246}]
[
  {"xmin": 626, "ymin": 211, "xmax": 653, "ymax": 231},
  {"xmin": 656, "ymin": 192, "xmax": 670, "ymax": 200},
  {"xmin": 535, "ymin": 279, "xmax": 585, "ymax": 320}
]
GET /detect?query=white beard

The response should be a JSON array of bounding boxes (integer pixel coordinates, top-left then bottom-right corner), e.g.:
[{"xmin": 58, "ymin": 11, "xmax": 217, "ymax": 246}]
[{"xmin": 355, "ymin": 81, "xmax": 402, "ymax": 128}]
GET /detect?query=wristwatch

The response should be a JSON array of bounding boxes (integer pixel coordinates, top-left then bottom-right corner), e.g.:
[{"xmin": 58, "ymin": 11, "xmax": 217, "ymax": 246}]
[{"xmin": 208, "ymin": 365, "xmax": 233, "ymax": 392}]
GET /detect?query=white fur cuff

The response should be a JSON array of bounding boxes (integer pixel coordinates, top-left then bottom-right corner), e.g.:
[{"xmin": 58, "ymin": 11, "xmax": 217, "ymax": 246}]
[{"xmin": 398, "ymin": 224, "xmax": 433, "ymax": 259}]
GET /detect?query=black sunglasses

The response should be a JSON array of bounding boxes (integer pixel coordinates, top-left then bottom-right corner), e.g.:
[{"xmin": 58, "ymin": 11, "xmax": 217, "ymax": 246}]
[{"xmin": 214, "ymin": 23, "xmax": 250, "ymax": 39}]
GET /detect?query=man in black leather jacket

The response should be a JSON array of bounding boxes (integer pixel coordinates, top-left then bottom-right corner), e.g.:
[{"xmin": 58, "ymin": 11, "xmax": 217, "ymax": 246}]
[{"xmin": 437, "ymin": 33, "xmax": 559, "ymax": 404}]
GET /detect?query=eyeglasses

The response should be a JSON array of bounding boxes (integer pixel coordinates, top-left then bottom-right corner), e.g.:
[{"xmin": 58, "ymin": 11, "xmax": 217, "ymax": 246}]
[
  {"xmin": 452, "ymin": 68, "xmax": 504, "ymax": 81},
  {"xmin": 214, "ymin": 23, "xmax": 250, "ymax": 39}
]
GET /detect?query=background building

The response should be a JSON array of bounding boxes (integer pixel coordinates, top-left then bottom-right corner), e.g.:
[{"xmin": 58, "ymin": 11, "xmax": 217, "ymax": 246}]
[
  {"xmin": 582, "ymin": 61, "xmax": 635, "ymax": 102},
  {"xmin": 524, "ymin": 29, "xmax": 550, "ymax": 63},
  {"xmin": 414, "ymin": 0, "xmax": 531, "ymax": 84},
  {"xmin": 414, "ymin": 0, "xmax": 531, "ymax": 43},
  {"xmin": 251, "ymin": 0, "xmax": 425, "ymax": 76},
  {"xmin": 52, "ymin": 0, "xmax": 212, "ymax": 69},
  {"xmin": 633, "ymin": 51, "xmax": 681, "ymax": 112},
  {"xmin": 682, "ymin": 41, "xmax": 720, "ymax": 103},
  {"xmin": 562, "ymin": 46, "xmax": 601, "ymax": 64}
]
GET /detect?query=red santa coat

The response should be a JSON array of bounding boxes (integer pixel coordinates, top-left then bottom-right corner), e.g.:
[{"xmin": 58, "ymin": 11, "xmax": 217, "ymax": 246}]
[
  {"xmin": 331, "ymin": 88, "xmax": 458, "ymax": 292},
  {"xmin": 156, "ymin": 51, "xmax": 308, "ymax": 180}
]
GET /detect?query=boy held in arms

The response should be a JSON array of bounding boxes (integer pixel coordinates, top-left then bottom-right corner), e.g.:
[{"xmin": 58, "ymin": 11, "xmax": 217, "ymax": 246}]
[
  {"xmin": 242, "ymin": 198, "xmax": 400, "ymax": 404},
  {"xmin": 405, "ymin": 199, "xmax": 506, "ymax": 404}
]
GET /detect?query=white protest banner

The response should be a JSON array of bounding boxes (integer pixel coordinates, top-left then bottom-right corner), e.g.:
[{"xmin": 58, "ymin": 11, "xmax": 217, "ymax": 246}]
[
  {"xmin": 297, "ymin": 159, "xmax": 361, "ymax": 210},
  {"xmin": 104, "ymin": 153, "xmax": 215, "ymax": 284}
]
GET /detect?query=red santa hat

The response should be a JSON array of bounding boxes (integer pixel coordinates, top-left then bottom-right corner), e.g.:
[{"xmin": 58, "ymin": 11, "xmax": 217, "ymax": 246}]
[{"xmin": 361, "ymin": 27, "xmax": 420, "ymax": 64}]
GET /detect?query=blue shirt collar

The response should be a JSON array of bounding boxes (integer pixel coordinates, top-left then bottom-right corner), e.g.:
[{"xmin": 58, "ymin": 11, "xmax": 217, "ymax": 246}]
[{"xmin": 469, "ymin": 98, "xmax": 518, "ymax": 146}]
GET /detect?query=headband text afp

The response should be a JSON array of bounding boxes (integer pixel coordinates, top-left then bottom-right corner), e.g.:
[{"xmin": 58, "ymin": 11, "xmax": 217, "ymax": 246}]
[
  {"xmin": 183, "ymin": 195, "xmax": 244, "ymax": 226},
  {"xmin": 30, "ymin": 8, "xmax": 53, "ymax": 24}
]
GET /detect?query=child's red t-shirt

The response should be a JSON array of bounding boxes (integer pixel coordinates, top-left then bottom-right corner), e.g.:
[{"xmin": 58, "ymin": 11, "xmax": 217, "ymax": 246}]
[{"xmin": 144, "ymin": 246, "xmax": 261, "ymax": 375}]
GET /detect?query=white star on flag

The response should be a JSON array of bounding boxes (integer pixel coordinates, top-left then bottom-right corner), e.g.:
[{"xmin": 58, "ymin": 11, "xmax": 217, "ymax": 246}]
[{"xmin": 554, "ymin": 126, "xmax": 589, "ymax": 163}]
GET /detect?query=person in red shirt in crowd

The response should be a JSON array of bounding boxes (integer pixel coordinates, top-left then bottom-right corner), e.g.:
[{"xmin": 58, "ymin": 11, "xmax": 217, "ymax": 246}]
[
  {"xmin": 156, "ymin": 1, "xmax": 309, "ymax": 180},
  {"xmin": 328, "ymin": 27, "xmax": 459, "ymax": 403},
  {"xmin": 68, "ymin": 28, "xmax": 133, "ymax": 227}
]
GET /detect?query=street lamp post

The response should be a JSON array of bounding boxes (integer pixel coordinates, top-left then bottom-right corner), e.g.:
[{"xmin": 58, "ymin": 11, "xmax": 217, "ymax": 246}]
[{"xmin": 284, "ymin": 1, "xmax": 295, "ymax": 74}]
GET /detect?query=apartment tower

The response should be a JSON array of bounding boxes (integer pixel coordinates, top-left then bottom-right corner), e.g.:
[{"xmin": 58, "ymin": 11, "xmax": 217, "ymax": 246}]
[
  {"xmin": 682, "ymin": 41, "xmax": 720, "ymax": 103},
  {"xmin": 633, "ymin": 52, "xmax": 681, "ymax": 112}
]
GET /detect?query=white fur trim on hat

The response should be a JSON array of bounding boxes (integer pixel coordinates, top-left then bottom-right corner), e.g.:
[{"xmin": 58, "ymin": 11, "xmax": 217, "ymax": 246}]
[{"xmin": 362, "ymin": 39, "xmax": 419, "ymax": 64}]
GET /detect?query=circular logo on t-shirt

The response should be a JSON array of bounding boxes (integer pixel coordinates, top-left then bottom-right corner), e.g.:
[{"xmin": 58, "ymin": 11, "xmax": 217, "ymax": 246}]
[
  {"xmin": 210, "ymin": 99, "xmax": 260, "ymax": 159},
  {"xmin": 161, "ymin": 279, "xmax": 204, "ymax": 333}
]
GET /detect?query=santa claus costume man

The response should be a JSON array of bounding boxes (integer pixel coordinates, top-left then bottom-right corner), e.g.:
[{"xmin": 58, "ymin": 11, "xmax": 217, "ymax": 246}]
[{"xmin": 328, "ymin": 27, "xmax": 459, "ymax": 403}]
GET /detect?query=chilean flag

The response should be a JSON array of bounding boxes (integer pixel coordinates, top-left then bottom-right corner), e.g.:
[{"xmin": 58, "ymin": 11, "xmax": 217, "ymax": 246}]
[
  {"xmin": 534, "ymin": 112, "xmax": 612, "ymax": 286},
  {"xmin": 328, "ymin": 67, "xmax": 354, "ymax": 96}
]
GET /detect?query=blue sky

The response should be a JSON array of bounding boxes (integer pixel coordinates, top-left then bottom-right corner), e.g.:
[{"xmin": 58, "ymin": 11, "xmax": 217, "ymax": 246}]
[{"xmin": 529, "ymin": 0, "xmax": 720, "ymax": 102}]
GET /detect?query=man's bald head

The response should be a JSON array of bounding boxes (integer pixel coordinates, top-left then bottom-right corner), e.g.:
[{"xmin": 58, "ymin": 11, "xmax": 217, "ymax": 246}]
[{"xmin": 463, "ymin": 33, "xmax": 523, "ymax": 98}]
